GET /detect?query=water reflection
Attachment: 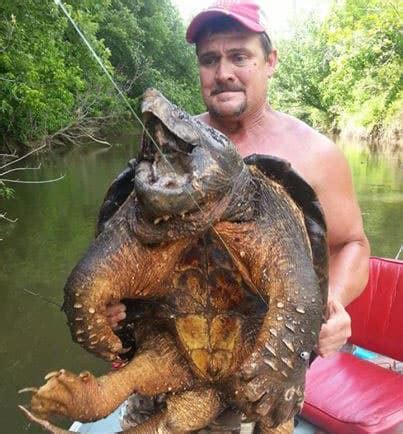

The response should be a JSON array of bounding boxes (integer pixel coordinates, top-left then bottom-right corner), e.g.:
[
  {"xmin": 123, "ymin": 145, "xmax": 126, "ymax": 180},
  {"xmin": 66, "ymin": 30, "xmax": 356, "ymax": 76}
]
[
  {"xmin": 340, "ymin": 142, "xmax": 402, "ymax": 258},
  {"xmin": 0, "ymin": 134, "xmax": 401, "ymax": 433}
]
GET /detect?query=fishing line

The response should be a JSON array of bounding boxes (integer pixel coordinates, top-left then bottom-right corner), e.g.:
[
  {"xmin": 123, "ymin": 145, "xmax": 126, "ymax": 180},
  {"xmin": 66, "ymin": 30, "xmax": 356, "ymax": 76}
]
[
  {"xmin": 53, "ymin": 0, "xmax": 214, "ymax": 219},
  {"xmin": 53, "ymin": 1, "xmax": 267, "ymax": 304},
  {"xmin": 22, "ymin": 288, "xmax": 62, "ymax": 309},
  {"xmin": 54, "ymin": 1, "xmax": 228, "ymax": 224}
]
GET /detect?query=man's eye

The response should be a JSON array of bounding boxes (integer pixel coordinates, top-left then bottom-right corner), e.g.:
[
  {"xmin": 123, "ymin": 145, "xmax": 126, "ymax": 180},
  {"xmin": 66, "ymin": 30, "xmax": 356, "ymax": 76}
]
[
  {"xmin": 233, "ymin": 54, "xmax": 248, "ymax": 64},
  {"xmin": 200, "ymin": 57, "xmax": 218, "ymax": 66}
]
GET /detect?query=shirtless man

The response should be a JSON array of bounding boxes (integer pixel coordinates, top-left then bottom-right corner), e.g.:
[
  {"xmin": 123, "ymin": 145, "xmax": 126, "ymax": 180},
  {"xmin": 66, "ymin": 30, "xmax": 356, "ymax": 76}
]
[
  {"xmin": 107, "ymin": 2, "xmax": 370, "ymax": 429},
  {"xmin": 109, "ymin": 0, "xmax": 370, "ymax": 360}
]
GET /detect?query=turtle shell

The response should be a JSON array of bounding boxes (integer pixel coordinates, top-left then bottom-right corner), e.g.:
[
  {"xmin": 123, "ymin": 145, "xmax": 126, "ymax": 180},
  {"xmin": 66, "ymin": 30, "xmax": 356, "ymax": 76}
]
[
  {"xmin": 96, "ymin": 158, "xmax": 137, "ymax": 236},
  {"xmin": 244, "ymin": 153, "xmax": 328, "ymax": 306},
  {"xmin": 96, "ymin": 154, "xmax": 328, "ymax": 305}
]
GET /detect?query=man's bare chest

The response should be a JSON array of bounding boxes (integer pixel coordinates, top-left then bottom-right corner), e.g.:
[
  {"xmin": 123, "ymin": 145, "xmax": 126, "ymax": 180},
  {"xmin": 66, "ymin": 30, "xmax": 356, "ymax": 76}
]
[{"xmin": 236, "ymin": 140, "xmax": 317, "ymax": 189}]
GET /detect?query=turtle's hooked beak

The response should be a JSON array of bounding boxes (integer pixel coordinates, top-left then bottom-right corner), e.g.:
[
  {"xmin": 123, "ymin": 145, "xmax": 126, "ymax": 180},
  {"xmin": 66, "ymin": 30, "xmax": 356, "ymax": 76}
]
[{"xmin": 135, "ymin": 115, "xmax": 203, "ymax": 219}]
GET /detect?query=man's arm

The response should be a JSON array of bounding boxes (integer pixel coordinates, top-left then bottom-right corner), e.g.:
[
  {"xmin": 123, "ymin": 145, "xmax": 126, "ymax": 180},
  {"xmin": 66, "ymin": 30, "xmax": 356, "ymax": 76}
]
[{"xmin": 313, "ymin": 140, "xmax": 370, "ymax": 357}]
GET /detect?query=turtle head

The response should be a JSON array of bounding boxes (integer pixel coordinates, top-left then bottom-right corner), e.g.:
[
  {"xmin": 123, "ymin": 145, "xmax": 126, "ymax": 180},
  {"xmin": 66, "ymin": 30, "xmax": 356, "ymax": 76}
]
[{"xmin": 134, "ymin": 88, "xmax": 245, "ymax": 220}]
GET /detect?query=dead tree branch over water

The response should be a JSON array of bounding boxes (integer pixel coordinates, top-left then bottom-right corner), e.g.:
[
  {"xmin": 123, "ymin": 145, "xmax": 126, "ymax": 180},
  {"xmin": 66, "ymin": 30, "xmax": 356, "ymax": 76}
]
[
  {"xmin": 0, "ymin": 212, "xmax": 17, "ymax": 223},
  {"xmin": 44, "ymin": 84, "xmax": 122, "ymax": 149},
  {"xmin": 0, "ymin": 144, "xmax": 64, "ymax": 231}
]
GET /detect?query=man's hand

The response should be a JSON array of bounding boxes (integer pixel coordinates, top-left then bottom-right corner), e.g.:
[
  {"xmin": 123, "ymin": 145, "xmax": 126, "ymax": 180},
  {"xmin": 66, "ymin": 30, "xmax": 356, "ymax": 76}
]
[
  {"xmin": 106, "ymin": 302, "xmax": 126, "ymax": 330},
  {"xmin": 317, "ymin": 299, "xmax": 351, "ymax": 357}
]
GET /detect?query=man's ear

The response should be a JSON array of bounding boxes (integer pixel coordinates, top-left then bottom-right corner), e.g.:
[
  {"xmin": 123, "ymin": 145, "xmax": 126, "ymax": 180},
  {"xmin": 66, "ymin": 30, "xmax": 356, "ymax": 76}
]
[{"xmin": 266, "ymin": 49, "xmax": 278, "ymax": 78}]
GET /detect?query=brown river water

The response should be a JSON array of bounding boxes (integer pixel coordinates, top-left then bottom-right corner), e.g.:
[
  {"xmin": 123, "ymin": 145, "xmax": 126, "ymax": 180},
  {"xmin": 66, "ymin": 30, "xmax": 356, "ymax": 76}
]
[{"xmin": 0, "ymin": 130, "xmax": 402, "ymax": 433}]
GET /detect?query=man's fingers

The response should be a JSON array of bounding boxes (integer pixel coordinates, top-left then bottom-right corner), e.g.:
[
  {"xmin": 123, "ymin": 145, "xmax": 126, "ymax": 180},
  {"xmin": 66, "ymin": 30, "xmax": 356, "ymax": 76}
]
[
  {"xmin": 326, "ymin": 298, "xmax": 343, "ymax": 318},
  {"xmin": 106, "ymin": 303, "xmax": 126, "ymax": 317},
  {"xmin": 317, "ymin": 339, "xmax": 347, "ymax": 357},
  {"xmin": 106, "ymin": 303, "xmax": 127, "ymax": 330},
  {"xmin": 114, "ymin": 311, "xmax": 127, "ymax": 322},
  {"xmin": 316, "ymin": 329, "xmax": 345, "ymax": 356},
  {"xmin": 319, "ymin": 320, "xmax": 339, "ymax": 340},
  {"xmin": 316, "ymin": 301, "xmax": 352, "ymax": 357}
]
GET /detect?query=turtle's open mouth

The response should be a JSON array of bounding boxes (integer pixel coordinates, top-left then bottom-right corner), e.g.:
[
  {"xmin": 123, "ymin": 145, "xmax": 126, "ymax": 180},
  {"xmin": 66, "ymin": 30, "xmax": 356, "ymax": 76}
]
[
  {"xmin": 140, "ymin": 115, "xmax": 195, "ymax": 160},
  {"xmin": 134, "ymin": 88, "xmax": 244, "ymax": 221},
  {"xmin": 134, "ymin": 116, "xmax": 204, "ymax": 219}
]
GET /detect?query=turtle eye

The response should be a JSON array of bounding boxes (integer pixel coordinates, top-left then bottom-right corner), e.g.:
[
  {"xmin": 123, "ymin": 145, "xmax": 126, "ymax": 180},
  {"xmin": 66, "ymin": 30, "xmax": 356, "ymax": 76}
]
[{"xmin": 300, "ymin": 351, "xmax": 310, "ymax": 360}]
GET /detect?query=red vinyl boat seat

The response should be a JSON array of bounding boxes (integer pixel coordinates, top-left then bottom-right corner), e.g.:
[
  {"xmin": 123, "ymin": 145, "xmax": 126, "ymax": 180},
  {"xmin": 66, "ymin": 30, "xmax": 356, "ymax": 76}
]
[
  {"xmin": 302, "ymin": 257, "xmax": 403, "ymax": 433},
  {"xmin": 347, "ymin": 257, "xmax": 403, "ymax": 361}
]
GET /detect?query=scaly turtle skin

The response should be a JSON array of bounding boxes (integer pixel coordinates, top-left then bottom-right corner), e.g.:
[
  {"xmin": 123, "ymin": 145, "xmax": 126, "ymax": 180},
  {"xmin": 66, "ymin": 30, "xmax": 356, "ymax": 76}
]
[{"xmin": 20, "ymin": 89, "xmax": 328, "ymax": 434}]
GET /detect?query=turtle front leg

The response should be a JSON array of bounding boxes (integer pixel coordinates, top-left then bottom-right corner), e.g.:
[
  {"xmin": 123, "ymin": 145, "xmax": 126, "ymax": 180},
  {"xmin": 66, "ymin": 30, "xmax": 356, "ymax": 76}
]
[
  {"xmin": 20, "ymin": 331, "xmax": 194, "ymax": 424},
  {"xmin": 215, "ymin": 220, "xmax": 325, "ymax": 426},
  {"xmin": 63, "ymin": 219, "xmax": 189, "ymax": 362}
]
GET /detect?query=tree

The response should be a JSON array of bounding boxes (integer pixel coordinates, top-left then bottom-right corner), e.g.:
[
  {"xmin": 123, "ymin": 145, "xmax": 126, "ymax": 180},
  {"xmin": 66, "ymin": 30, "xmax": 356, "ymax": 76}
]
[
  {"xmin": 0, "ymin": 0, "xmax": 203, "ymax": 152},
  {"xmin": 270, "ymin": 0, "xmax": 402, "ymax": 138},
  {"xmin": 270, "ymin": 16, "xmax": 334, "ymax": 131},
  {"xmin": 321, "ymin": 0, "xmax": 402, "ymax": 134}
]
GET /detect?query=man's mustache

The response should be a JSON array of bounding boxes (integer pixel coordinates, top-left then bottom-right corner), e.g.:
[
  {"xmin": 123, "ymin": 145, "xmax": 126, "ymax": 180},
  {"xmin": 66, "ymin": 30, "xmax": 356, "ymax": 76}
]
[{"xmin": 211, "ymin": 84, "xmax": 245, "ymax": 96}]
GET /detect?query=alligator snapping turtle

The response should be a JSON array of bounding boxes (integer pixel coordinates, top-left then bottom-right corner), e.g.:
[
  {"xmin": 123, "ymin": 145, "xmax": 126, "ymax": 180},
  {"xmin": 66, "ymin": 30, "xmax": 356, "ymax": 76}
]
[{"xmin": 20, "ymin": 88, "xmax": 328, "ymax": 434}]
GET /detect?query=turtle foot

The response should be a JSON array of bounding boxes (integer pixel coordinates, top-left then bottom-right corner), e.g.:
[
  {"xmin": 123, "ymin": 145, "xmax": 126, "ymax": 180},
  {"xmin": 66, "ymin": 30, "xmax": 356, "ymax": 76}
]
[
  {"xmin": 234, "ymin": 349, "xmax": 305, "ymax": 427},
  {"xmin": 19, "ymin": 369, "xmax": 104, "ymax": 422}
]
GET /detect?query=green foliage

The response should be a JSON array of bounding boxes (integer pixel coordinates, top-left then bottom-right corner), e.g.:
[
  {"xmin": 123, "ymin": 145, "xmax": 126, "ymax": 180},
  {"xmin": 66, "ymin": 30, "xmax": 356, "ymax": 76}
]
[
  {"xmin": 0, "ymin": 0, "xmax": 117, "ymax": 146},
  {"xmin": 271, "ymin": 0, "xmax": 402, "ymax": 135},
  {"xmin": 0, "ymin": 181, "xmax": 14, "ymax": 199},
  {"xmin": 270, "ymin": 17, "xmax": 334, "ymax": 131},
  {"xmin": 322, "ymin": 0, "xmax": 402, "ymax": 131},
  {"xmin": 0, "ymin": 0, "xmax": 202, "ymax": 150},
  {"xmin": 98, "ymin": 0, "xmax": 203, "ymax": 112}
]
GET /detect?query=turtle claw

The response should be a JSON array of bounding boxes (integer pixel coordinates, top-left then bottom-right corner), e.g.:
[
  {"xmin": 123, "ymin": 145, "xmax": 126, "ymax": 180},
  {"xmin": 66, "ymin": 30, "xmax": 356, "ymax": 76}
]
[
  {"xmin": 78, "ymin": 371, "xmax": 92, "ymax": 382},
  {"xmin": 18, "ymin": 387, "xmax": 39, "ymax": 394},
  {"xmin": 44, "ymin": 371, "xmax": 61, "ymax": 381},
  {"xmin": 19, "ymin": 405, "xmax": 67, "ymax": 434}
]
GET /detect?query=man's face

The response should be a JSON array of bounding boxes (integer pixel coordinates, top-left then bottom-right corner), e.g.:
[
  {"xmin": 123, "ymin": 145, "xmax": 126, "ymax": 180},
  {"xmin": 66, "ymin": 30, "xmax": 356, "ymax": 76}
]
[{"xmin": 197, "ymin": 30, "xmax": 276, "ymax": 120}]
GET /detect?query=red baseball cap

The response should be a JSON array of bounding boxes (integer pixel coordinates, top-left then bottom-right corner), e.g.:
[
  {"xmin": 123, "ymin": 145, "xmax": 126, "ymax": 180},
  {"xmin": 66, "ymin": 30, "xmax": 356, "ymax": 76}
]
[{"xmin": 186, "ymin": 0, "xmax": 269, "ymax": 43}]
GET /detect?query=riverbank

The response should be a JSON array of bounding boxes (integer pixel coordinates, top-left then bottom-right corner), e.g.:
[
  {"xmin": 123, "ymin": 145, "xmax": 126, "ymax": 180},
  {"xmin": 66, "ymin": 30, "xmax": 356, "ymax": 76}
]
[{"xmin": 338, "ymin": 114, "xmax": 402, "ymax": 155}]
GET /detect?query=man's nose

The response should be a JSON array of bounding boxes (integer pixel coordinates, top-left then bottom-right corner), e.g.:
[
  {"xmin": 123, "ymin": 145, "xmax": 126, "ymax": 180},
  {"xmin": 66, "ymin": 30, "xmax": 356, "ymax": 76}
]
[{"xmin": 215, "ymin": 59, "xmax": 234, "ymax": 82}]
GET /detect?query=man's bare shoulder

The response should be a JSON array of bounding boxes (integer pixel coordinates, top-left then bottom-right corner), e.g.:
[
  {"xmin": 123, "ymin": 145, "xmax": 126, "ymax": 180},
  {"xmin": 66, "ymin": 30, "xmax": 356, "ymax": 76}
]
[
  {"xmin": 275, "ymin": 111, "xmax": 336, "ymax": 153},
  {"xmin": 272, "ymin": 111, "xmax": 350, "ymax": 188}
]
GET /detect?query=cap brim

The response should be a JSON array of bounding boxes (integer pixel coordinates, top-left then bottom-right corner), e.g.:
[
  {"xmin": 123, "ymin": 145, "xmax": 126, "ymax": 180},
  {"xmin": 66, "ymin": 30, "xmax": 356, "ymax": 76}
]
[{"xmin": 186, "ymin": 9, "xmax": 265, "ymax": 43}]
